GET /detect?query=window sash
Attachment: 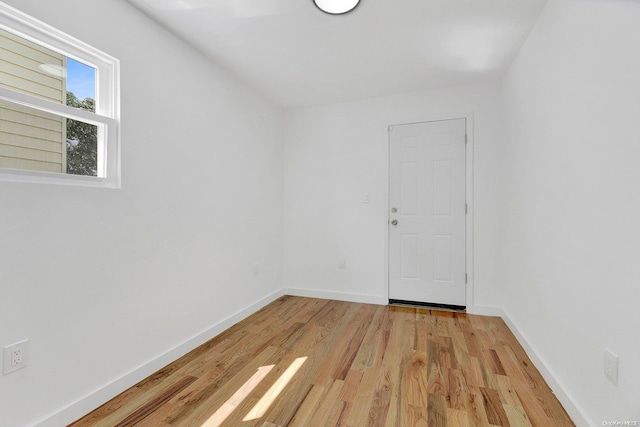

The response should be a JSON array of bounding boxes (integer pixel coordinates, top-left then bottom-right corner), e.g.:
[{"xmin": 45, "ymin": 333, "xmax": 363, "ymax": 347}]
[{"xmin": 0, "ymin": 2, "xmax": 120, "ymax": 188}]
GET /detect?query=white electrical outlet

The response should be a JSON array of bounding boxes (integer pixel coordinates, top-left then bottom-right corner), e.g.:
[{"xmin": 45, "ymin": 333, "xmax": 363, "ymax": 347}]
[
  {"xmin": 604, "ymin": 348, "xmax": 618, "ymax": 386},
  {"xmin": 3, "ymin": 340, "xmax": 29, "ymax": 375}
]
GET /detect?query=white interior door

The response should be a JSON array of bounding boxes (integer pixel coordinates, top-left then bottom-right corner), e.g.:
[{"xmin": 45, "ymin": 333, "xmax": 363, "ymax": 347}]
[{"xmin": 388, "ymin": 119, "xmax": 466, "ymax": 307}]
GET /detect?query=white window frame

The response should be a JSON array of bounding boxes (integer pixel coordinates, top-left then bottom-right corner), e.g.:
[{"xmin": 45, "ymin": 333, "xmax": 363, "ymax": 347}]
[{"xmin": 0, "ymin": 2, "xmax": 120, "ymax": 188}]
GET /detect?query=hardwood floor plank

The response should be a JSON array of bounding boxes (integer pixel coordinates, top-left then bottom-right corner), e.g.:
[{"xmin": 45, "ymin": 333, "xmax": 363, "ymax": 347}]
[
  {"xmin": 483, "ymin": 349, "xmax": 506, "ymax": 376},
  {"xmin": 403, "ymin": 352, "xmax": 429, "ymax": 407},
  {"xmin": 428, "ymin": 393, "xmax": 448, "ymax": 427},
  {"xmin": 349, "ymin": 306, "xmax": 386, "ymax": 370},
  {"xmin": 495, "ymin": 376, "xmax": 521, "ymax": 407},
  {"xmin": 368, "ymin": 388, "xmax": 391, "ymax": 427},
  {"xmin": 427, "ymin": 340, "xmax": 447, "ymax": 395},
  {"xmin": 472, "ymin": 356, "xmax": 498, "ymax": 390},
  {"xmin": 503, "ymin": 404, "xmax": 532, "ymax": 427},
  {"xmin": 344, "ymin": 367, "xmax": 378, "ymax": 426},
  {"xmin": 338, "ymin": 369, "xmax": 363, "ymax": 402},
  {"xmin": 69, "ymin": 296, "xmax": 575, "ymax": 427},
  {"xmin": 112, "ymin": 376, "xmax": 197, "ymax": 427},
  {"xmin": 447, "ymin": 368, "xmax": 466, "ymax": 410},
  {"xmin": 447, "ymin": 327, "xmax": 472, "ymax": 369},
  {"xmin": 287, "ymin": 384, "xmax": 325, "ymax": 427},
  {"xmin": 479, "ymin": 387, "xmax": 510, "ymax": 427},
  {"xmin": 465, "ymin": 393, "xmax": 490, "ymax": 427},
  {"xmin": 311, "ymin": 305, "xmax": 375, "ymax": 383},
  {"xmin": 447, "ymin": 408, "xmax": 470, "ymax": 427},
  {"xmin": 381, "ymin": 306, "xmax": 415, "ymax": 427},
  {"xmin": 460, "ymin": 363, "xmax": 480, "ymax": 396},
  {"xmin": 309, "ymin": 379, "xmax": 345, "ymax": 426},
  {"xmin": 406, "ymin": 404, "xmax": 429, "ymax": 427},
  {"xmin": 441, "ymin": 336, "xmax": 458, "ymax": 370}
]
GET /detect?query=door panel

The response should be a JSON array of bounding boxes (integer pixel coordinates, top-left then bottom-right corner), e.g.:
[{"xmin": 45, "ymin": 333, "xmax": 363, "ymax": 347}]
[
  {"xmin": 388, "ymin": 119, "xmax": 466, "ymax": 307},
  {"xmin": 400, "ymin": 234, "xmax": 418, "ymax": 279}
]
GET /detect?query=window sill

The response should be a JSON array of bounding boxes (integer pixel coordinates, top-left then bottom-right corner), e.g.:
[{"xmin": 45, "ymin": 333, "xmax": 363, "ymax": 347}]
[{"xmin": 0, "ymin": 167, "xmax": 120, "ymax": 188}]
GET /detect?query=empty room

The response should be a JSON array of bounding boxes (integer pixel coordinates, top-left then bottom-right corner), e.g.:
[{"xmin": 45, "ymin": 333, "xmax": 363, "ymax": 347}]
[{"xmin": 0, "ymin": 0, "xmax": 638, "ymax": 426}]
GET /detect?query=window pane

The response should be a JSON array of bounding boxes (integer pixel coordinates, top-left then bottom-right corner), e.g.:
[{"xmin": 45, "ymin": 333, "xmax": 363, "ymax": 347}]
[
  {"xmin": 66, "ymin": 117, "xmax": 97, "ymax": 176},
  {"xmin": 0, "ymin": 99, "xmax": 97, "ymax": 176},
  {"xmin": 0, "ymin": 99, "xmax": 64, "ymax": 173},
  {"xmin": 0, "ymin": 27, "xmax": 65, "ymax": 104},
  {"xmin": 0, "ymin": 28, "xmax": 96, "ymax": 113},
  {"xmin": 66, "ymin": 58, "xmax": 96, "ymax": 113}
]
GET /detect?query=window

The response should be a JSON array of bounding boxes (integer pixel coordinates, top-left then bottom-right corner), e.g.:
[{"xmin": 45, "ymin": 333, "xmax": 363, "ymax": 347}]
[{"xmin": 0, "ymin": 3, "xmax": 120, "ymax": 188}]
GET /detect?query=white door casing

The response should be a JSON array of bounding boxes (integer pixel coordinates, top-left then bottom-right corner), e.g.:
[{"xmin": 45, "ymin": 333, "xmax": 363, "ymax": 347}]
[{"xmin": 388, "ymin": 119, "xmax": 466, "ymax": 307}]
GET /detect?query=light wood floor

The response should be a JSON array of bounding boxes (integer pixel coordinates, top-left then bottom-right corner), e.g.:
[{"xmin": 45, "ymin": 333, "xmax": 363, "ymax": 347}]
[{"xmin": 70, "ymin": 296, "xmax": 574, "ymax": 427}]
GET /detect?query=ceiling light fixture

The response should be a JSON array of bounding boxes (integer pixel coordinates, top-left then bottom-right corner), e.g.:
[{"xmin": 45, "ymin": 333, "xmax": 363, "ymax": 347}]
[{"xmin": 313, "ymin": 0, "xmax": 360, "ymax": 15}]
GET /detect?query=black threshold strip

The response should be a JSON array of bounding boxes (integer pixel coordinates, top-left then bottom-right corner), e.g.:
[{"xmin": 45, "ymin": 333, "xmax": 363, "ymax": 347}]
[{"xmin": 389, "ymin": 299, "xmax": 466, "ymax": 312}]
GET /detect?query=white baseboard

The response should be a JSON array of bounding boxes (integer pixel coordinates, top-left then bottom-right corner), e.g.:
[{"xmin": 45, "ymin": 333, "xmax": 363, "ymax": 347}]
[
  {"xmin": 466, "ymin": 305, "xmax": 505, "ymax": 317},
  {"xmin": 33, "ymin": 289, "xmax": 593, "ymax": 427},
  {"xmin": 33, "ymin": 288, "xmax": 286, "ymax": 427},
  {"xmin": 282, "ymin": 287, "xmax": 387, "ymax": 306},
  {"xmin": 472, "ymin": 305, "xmax": 594, "ymax": 427}
]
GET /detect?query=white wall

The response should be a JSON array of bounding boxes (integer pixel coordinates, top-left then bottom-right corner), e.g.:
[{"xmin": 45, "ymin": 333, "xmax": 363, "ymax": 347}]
[
  {"xmin": 5, "ymin": 0, "xmax": 637, "ymax": 425},
  {"xmin": 283, "ymin": 82, "xmax": 504, "ymax": 308},
  {"xmin": 501, "ymin": 0, "xmax": 640, "ymax": 424},
  {"xmin": 0, "ymin": 1, "xmax": 284, "ymax": 426}
]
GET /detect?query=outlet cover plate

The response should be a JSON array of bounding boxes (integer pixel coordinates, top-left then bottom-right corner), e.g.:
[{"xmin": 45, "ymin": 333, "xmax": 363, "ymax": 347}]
[
  {"xmin": 604, "ymin": 348, "xmax": 618, "ymax": 386},
  {"xmin": 3, "ymin": 340, "xmax": 29, "ymax": 375}
]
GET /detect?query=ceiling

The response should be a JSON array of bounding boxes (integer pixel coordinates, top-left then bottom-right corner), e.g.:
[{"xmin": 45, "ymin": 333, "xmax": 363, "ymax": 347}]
[{"xmin": 125, "ymin": 0, "xmax": 548, "ymax": 108}]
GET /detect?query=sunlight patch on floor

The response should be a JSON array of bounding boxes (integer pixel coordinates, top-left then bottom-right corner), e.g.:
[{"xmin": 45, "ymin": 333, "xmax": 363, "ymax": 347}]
[
  {"xmin": 243, "ymin": 356, "xmax": 308, "ymax": 421},
  {"xmin": 200, "ymin": 364, "xmax": 274, "ymax": 427}
]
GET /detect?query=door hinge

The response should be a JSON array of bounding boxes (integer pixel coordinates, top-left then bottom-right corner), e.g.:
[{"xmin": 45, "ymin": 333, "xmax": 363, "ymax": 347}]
[
  {"xmin": 465, "ymin": 203, "xmax": 468, "ymax": 214},
  {"xmin": 465, "ymin": 133, "xmax": 468, "ymax": 144},
  {"xmin": 465, "ymin": 273, "xmax": 468, "ymax": 284}
]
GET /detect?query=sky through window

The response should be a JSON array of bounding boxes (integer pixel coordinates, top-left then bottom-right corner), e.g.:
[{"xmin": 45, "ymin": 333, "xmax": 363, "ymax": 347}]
[{"xmin": 66, "ymin": 58, "xmax": 95, "ymax": 101}]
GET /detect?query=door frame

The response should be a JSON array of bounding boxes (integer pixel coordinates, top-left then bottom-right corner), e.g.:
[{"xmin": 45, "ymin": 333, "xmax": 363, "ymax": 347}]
[{"xmin": 383, "ymin": 113, "xmax": 475, "ymax": 308}]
